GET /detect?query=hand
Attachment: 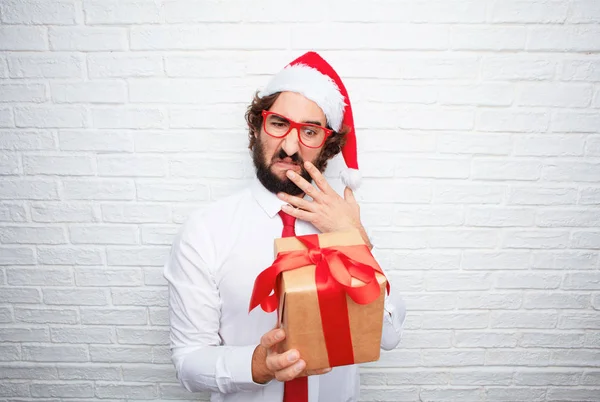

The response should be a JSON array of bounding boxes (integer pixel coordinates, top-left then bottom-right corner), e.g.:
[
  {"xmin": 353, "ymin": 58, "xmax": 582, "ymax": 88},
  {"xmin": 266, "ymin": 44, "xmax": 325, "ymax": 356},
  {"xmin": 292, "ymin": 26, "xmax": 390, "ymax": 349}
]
[
  {"xmin": 277, "ymin": 161, "xmax": 372, "ymax": 248},
  {"xmin": 252, "ymin": 328, "xmax": 331, "ymax": 384}
]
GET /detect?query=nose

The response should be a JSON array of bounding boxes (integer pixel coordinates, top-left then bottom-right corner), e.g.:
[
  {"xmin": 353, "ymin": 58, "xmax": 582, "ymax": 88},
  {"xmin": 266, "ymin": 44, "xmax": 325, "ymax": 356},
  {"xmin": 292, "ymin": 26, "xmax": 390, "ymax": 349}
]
[{"xmin": 281, "ymin": 127, "xmax": 300, "ymax": 157}]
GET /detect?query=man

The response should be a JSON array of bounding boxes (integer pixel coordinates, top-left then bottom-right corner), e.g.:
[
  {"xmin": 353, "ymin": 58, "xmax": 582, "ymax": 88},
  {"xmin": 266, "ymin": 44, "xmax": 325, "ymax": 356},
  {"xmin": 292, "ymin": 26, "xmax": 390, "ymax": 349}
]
[{"xmin": 164, "ymin": 52, "xmax": 405, "ymax": 402}]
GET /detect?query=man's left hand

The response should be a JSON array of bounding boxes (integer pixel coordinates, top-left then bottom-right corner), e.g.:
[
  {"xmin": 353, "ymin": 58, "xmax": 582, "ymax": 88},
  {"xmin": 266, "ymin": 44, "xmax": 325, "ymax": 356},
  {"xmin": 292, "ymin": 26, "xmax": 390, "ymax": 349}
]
[{"xmin": 277, "ymin": 161, "xmax": 371, "ymax": 248}]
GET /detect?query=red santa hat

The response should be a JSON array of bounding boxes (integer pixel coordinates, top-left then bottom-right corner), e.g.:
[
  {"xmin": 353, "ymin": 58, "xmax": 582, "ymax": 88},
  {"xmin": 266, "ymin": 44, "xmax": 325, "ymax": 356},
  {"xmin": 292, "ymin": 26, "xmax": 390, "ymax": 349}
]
[{"xmin": 258, "ymin": 51, "xmax": 361, "ymax": 190}]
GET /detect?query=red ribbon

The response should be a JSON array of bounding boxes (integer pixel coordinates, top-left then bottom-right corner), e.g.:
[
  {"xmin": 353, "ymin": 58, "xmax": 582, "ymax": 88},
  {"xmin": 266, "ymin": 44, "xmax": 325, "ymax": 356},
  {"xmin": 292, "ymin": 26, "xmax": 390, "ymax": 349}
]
[{"xmin": 249, "ymin": 234, "xmax": 389, "ymax": 367}]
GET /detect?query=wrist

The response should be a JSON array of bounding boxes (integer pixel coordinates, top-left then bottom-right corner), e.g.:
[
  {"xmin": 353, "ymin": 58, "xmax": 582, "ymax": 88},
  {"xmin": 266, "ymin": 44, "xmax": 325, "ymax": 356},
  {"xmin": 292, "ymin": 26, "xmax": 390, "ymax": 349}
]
[
  {"xmin": 358, "ymin": 225, "xmax": 373, "ymax": 250},
  {"xmin": 251, "ymin": 345, "xmax": 273, "ymax": 384}
]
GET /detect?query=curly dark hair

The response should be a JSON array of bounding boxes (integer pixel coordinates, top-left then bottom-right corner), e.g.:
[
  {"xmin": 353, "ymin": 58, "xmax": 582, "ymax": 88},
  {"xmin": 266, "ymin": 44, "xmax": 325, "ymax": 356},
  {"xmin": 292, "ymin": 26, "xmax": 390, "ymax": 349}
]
[{"xmin": 244, "ymin": 91, "xmax": 348, "ymax": 171}]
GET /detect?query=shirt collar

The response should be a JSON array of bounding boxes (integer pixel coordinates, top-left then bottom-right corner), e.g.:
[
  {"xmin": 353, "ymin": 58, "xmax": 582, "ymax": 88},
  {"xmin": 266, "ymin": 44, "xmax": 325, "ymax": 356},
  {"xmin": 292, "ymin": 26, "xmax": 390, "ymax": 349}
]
[{"xmin": 251, "ymin": 177, "xmax": 288, "ymax": 218}]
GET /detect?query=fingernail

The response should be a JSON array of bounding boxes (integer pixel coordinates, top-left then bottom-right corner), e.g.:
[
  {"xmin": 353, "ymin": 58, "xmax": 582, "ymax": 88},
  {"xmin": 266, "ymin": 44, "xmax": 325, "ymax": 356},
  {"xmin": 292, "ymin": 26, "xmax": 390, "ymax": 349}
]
[
  {"xmin": 323, "ymin": 368, "xmax": 331, "ymax": 373},
  {"xmin": 277, "ymin": 193, "xmax": 284, "ymax": 199},
  {"xmin": 287, "ymin": 170, "xmax": 295, "ymax": 178},
  {"xmin": 275, "ymin": 330, "xmax": 283, "ymax": 340},
  {"xmin": 295, "ymin": 361, "xmax": 305, "ymax": 372},
  {"xmin": 287, "ymin": 351, "xmax": 298, "ymax": 362}
]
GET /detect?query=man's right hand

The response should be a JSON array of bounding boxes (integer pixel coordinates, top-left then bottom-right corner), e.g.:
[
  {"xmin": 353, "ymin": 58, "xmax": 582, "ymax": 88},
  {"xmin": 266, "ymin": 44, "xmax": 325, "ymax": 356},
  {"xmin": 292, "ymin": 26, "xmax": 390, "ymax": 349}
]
[{"xmin": 251, "ymin": 328, "xmax": 330, "ymax": 384}]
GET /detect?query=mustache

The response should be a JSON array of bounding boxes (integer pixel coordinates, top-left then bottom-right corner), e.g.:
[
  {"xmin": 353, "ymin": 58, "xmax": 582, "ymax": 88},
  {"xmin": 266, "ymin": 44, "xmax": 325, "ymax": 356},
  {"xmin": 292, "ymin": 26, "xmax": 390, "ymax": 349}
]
[{"xmin": 272, "ymin": 148, "xmax": 302, "ymax": 164}]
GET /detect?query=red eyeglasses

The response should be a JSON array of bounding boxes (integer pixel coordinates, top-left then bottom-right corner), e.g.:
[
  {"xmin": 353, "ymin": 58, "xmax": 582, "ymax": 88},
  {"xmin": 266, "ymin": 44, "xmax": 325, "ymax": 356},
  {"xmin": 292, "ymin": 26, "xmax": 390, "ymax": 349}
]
[{"xmin": 261, "ymin": 110, "xmax": 333, "ymax": 149}]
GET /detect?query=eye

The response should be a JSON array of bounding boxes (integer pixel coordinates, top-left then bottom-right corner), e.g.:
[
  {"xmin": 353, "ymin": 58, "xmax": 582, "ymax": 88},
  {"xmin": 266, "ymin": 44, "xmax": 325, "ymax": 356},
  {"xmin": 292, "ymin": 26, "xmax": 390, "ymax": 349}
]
[
  {"xmin": 271, "ymin": 122, "xmax": 287, "ymax": 128},
  {"xmin": 303, "ymin": 128, "xmax": 318, "ymax": 137}
]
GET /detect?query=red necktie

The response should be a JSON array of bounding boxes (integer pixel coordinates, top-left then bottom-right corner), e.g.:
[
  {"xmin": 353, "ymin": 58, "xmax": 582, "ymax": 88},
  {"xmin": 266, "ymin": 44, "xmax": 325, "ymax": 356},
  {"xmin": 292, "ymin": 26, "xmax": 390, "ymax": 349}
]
[{"xmin": 278, "ymin": 210, "xmax": 308, "ymax": 402}]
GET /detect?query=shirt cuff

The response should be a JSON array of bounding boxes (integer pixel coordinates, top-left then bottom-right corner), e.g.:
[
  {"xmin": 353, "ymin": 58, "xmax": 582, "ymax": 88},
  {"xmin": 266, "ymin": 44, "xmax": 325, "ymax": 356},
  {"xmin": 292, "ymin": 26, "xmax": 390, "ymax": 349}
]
[{"xmin": 225, "ymin": 344, "xmax": 272, "ymax": 392}]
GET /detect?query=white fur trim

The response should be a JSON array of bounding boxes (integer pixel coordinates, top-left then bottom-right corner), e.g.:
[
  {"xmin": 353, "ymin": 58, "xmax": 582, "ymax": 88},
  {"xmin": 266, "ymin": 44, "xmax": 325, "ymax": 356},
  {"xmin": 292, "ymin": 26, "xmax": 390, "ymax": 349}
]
[
  {"xmin": 259, "ymin": 64, "xmax": 346, "ymax": 131},
  {"xmin": 341, "ymin": 168, "xmax": 361, "ymax": 190}
]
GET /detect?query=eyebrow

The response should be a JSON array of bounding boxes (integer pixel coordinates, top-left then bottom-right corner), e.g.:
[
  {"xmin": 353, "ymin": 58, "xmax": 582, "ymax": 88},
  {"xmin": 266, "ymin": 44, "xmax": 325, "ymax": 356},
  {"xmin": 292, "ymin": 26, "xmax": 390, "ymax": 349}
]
[{"xmin": 271, "ymin": 114, "xmax": 324, "ymax": 127}]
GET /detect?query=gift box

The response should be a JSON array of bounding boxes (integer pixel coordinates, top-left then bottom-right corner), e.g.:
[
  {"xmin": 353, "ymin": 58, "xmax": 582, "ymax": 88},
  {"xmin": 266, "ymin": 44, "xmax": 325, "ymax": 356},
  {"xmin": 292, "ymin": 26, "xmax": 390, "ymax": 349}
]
[{"xmin": 249, "ymin": 229, "xmax": 388, "ymax": 371}]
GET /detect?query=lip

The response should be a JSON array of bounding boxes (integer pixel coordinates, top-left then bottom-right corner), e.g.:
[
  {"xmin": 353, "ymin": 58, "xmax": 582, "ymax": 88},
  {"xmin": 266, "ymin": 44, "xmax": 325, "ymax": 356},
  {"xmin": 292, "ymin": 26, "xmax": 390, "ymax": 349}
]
[{"xmin": 273, "ymin": 161, "xmax": 301, "ymax": 170}]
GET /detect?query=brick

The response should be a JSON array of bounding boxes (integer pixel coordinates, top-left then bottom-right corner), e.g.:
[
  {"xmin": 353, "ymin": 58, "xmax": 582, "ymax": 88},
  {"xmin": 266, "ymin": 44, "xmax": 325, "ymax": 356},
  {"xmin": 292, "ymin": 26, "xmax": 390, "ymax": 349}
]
[
  {"xmin": 571, "ymin": 231, "xmax": 600, "ymax": 249},
  {"xmin": 529, "ymin": 26, "xmax": 600, "ymax": 51},
  {"xmin": 487, "ymin": 350, "xmax": 551, "ymax": 365},
  {"xmin": 117, "ymin": 328, "xmax": 169, "ymax": 345},
  {"xmin": 144, "ymin": 268, "xmax": 167, "ymax": 286},
  {"xmin": 502, "ymin": 230, "xmax": 570, "ymax": 249},
  {"xmin": 537, "ymin": 209, "xmax": 600, "ymax": 227},
  {"xmin": 59, "ymin": 130, "xmax": 132, "ymax": 152},
  {"xmin": 393, "ymin": 157, "xmax": 470, "ymax": 179},
  {"xmin": 169, "ymin": 105, "xmax": 245, "ymax": 129},
  {"xmin": 135, "ymin": 130, "xmax": 244, "ymax": 153},
  {"xmin": 558, "ymin": 313, "xmax": 600, "ymax": 329},
  {"xmin": 106, "ymin": 246, "xmax": 169, "ymax": 266},
  {"xmin": 421, "ymin": 312, "xmax": 488, "ymax": 329},
  {"xmin": 392, "ymin": 206, "xmax": 463, "ymax": 227},
  {"xmin": 434, "ymin": 183, "xmax": 505, "ymax": 204},
  {"xmin": 166, "ymin": 53, "xmax": 250, "ymax": 78},
  {"xmin": 0, "ymin": 179, "xmax": 60, "ymax": 201},
  {"xmin": 15, "ymin": 106, "xmax": 86, "ymax": 128},
  {"xmin": 15, "ymin": 307, "xmax": 78, "ymax": 324},
  {"xmin": 397, "ymin": 331, "xmax": 452, "ymax": 349},
  {"xmin": 404, "ymin": 294, "xmax": 457, "ymax": 311},
  {"xmin": 51, "ymin": 81, "xmax": 127, "ymax": 104},
  {"xmin": 457, "ymin": 292, "xmax": 522, "ymax": 309},
  {"xmin": 361, "ymin": 105, "xmax": 474, "ymax": 130},
  {"xmin": 92, "ymin": 107, "xmax": 166, "ymax": 129},
  {"xmin": 98, "ymin": 155, "xmax": 165, "ymax": 177},
  {"xmin": 63, "ymin": 179, "xmax": 135, "ymax": 200},
  {"xmin": 580, "ymin": 187, "xmax": 600, "ymax": 204},
  {"xmin": 131, "ymin": 25, "xmax": 288, "ymax": 50},
  {"xmin": 112, "ymin": 288, "xmax": 167, "ymax": 307},
  {"xmin": 562, "ymin": 59, "xmax": 600, "ymax": 81},
  {"xmin": 94, "ymin": 383, "xmax": 157, "ymax": 399},
  {"xmin": 0, "ymin": 107, "xmax": 13, "ymax": 127},
  {"xmin": 85, "ymin": 0, "xmax": 161, "ymax": 24},
  {"xmin": 370, "ymin": 230, "xmax": 427, "ymax": 249},
  {"xmin": 23, "ymin": 155, "xmax": 95, "ymax": 176},
  {"xmin": 0, "ymin": 381, "xmax": 29, "ymax": 397},
  {"xmin": 524, "ymin": 293, "xmax": 590, "ymax": 309},
  {"xmin": 491, "ymin": 0, "xmax": 568, "ymax": 22},
  {"xmin": 0, "ymin": 327, "xmax": 49, "ymax": 342},
  {"xmin": 547, "ymin": 388, "xmax": 600, "ymax": 401},
  {"xmin": 450, "ymin": 369, "xmax": 513, "ymax": 385},
  {"xmin": 485, "ymin": 387, "xmax": 546, "ymax": 401},
  {"xmin": 81, "ymin": 307, "xmax": 147, "ymax": 325},
  {"xmin": 518, "ymin": 83, "xmax": 593, "ymax": 107},
  {"xmin": 426, "ymin": 272, "xmax": 493, "ymax": 291},
  {"xmin": 31, "ymin": 202, "xmax": 96, "ymax": 223},
  {"xmin": 43, "ymin": 288, "xmax": 108, "ymax": 306},
  {"xmin": 57, "ymin": 365, "xmax": 120, "ymax": 380},
  {"xmin": 478, "ymin": 110, "xmax": 548, "ymax": 132},
  {"xmin": 141, "ymin": 225, "xmax": 178, "ymax": 245},
  {"xmin": 101, "ymin": 203, "xmax": 170, "ymax": 223},
  {"xmin": 346, "ymin": 79, "xmax": 438, "ymax": 104},
  {"xmin": 169, "ymin": 156, "xmax": 249, "ymax": 179},
  {"xmin": 0, "ymin": 152, "xmax": 19, "ymax": 175},
  {"xmin": 514, "ymin": 134, "xmax": 585, "ymax": 156},
  {"xmin": 543, "ymin": 161, "xmax": 600, "ymax": 183},
  {"xmin": 563, "ymin": 272, "xmax": 600, "ymax": 290},
  {"xmin": 0, "ymin": 287, "xmax": 41, "ymax": 303},
  {"xmin": 495, "ymin": 272, "xmax": 562, "ymax": 289},
  {"xmin": 362, "ymin": 369, "xmax": 449, "ymax": 386},
  {"xmin": 437, "ymin": 133, "xmax": 511, "ymax": 155},
  {"xmin": 0, "ymin": 306, "xmax": 12, "ymax": 322},
  {"xmin": 420, "ymin": 387, "xmax": 484, "ymax": 401},
  {"xmin": 0, "ymin": 56, "xmax": 6, "ymax": 78},
  {"xmin": 8, "ymin": 54, "xmax": 83, "ymax": 79},
  {"xmin": 31, "ymin": 382, "xmax": 93, "ymax": 398},
  {"xmin": 90, "ymin": 346, "xmax": 152, "ymax": 363},
  {"xmin": 0, "ymin": 247, "xmax": 35, "ymax": 265},
  {"xmin": 69, "ymin": 225, "xmax": 138, "ymax": 245},
  {"xmin": 360, "ymin": 386, "xmax": 420, "ymax": 401},
  {"xmin": 51, "ymin": 327, "xmax": 113, "ymax": 344},
  {"xmin": 438, "ymin": 83, "xmax": 513, "ymax": 106},
  {"xmin": 0, "ymin": 0, "xmax": 77, "ymax": 24},
  {"xmin": 473, "ymin": 159, "xmax": 542, "ymax": 181},
  {"xmin": 0, "ymin": 84, "xmax": 47, "ymax": 103},
  {"xmin": 482, "ymin": 56, "xmax": 556, "ymax": 80},
  {"xmin": 75, "ymin": 267, "xmax": 142, "ymax": 287},
  {"xmin": 454, "ymin": 331, "xmax": 518, "ymax": 348},
  {"xmin": 451, "ymin": 26, "xmax": 526, "ymax": 50},
  {"xmin": 23, "ymin": 345, "xmax": 88, "ymax": 362},
  {"xmin": 136, "ymin": 181, "xmax": 209, "ymax": 202},
  {"xmin": 37, "ymin": 246, "xmax": 103, "ymax": 265},
  {"xmin": 0, "ymin": 130, "xmax": 54, "ymax": 151},
  {"xmin": 568, "ymin": 0, "xmax": 600, "ymax": 23},
  {"xmin": 551, "ymin": 350, "xmax": 600, "ymax": 366},
  {"xmin": 87, "ymin": 53, "xmax": 164, "ymax": 78},
  {"xmin": 49, "ymin": 27, "xmax": 127, "ymax": 51},
  {"xmin": 587, "ymin": 135, "xmax": 600, "ymax": 156},
  {"xmin": 514, "ymin": 368, "xmax": 580, "ymax": 385},
  {"xmin": 152, "ymin": 345, "xmax": 171, "ymax": 364},
  {"xmin": 149, "ymin": 307, "xmax": 168, "ymax": 325},
  {"xmin": 552, "ymin": 111, "xmax": 600, "ymax": 132},
  {"xmin": 533, "ymin": 251, "xmax": 598, "ymax": 269},
  {"xmin": 466, "ymin": 207, "xmax": 535, "ymax": 227},
  {"xmin": 582, "ymin": 370, "xmax": 600, "ymax": 385},
  {"xmin": 0, "ymin": 344, "xmax": 20, "ymax": 361},
  {"xmin": 0, "ymin": 365, "xmax": 57, "ymax": 380},
  {"xmin": 7, "ymin": 267, "xmax": 73, "ymax": 286},
  {"xmin": 0, "ymin": 26, "xmax": 47, "ymax": 51},
  {"xmin": 508, "ymin": 185, "xmax": 578, "ymax": 205},
  {"xmin": 491, "ymin": 311, "xmax": 557, "ymax": 329}
]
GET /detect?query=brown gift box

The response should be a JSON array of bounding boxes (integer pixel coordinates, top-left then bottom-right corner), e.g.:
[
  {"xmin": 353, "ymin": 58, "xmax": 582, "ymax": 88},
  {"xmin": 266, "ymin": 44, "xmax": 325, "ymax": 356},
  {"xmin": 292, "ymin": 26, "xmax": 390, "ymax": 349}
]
[{"xmin": 274, "ymin": 230, "xmax": 387, "ymax": 371}]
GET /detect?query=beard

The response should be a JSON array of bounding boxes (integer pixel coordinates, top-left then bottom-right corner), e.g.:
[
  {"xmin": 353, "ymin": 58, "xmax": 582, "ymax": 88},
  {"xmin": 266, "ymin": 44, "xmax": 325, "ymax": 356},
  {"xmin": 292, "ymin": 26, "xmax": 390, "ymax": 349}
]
[{"xmin": 252, "ymin": 137, "xmax": 325, "ymax": 196}]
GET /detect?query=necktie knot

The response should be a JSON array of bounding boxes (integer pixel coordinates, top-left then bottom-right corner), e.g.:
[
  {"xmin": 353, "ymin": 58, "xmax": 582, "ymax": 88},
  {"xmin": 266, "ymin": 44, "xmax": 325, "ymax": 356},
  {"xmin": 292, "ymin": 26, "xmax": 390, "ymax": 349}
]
[{"xmin": 278, "ymin": 210, "xmax": 296, "ymax": 238}]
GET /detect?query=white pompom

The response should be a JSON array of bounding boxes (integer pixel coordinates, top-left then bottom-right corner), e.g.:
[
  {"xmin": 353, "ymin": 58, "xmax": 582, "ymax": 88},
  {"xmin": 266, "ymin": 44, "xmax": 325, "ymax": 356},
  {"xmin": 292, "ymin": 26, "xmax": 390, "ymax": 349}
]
[{"xmin": 340, "ymin": 168, "xmax": 362, "ymax": 190}]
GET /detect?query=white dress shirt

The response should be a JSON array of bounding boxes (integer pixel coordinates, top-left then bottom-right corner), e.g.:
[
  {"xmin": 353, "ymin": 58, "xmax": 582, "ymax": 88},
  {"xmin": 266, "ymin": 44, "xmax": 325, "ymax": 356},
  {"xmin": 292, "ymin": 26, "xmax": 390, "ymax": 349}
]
[{"xmin": 163, "ymin": 178, "xmax": 406, "ymax": 402}]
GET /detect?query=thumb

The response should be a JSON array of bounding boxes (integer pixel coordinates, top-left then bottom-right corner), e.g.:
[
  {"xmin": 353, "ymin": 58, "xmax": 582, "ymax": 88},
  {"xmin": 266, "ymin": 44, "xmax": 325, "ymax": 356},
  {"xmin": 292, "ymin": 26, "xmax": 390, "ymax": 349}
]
[{"xmin": 344, "ymin": 187, "xmax": 356, "ymax": 204}]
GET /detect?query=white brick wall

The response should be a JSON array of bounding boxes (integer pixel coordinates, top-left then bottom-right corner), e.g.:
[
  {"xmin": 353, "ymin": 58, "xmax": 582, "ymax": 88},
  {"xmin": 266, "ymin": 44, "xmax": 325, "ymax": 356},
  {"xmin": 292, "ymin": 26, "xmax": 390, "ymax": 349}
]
[{"xmin": 0, "ymin": 0, "xmax": 599, "ymax": 401}]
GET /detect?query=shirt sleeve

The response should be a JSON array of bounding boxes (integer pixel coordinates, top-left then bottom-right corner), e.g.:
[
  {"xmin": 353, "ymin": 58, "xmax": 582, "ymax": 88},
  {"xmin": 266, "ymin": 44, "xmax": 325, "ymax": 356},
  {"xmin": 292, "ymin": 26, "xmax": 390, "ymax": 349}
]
[
  {"xmin": 381, "ymin": 282, "xmax": 406, "ymax": 350},
  {"xmin": 163, "ymin": 213, "xmax": 270, "ymax": 394}
]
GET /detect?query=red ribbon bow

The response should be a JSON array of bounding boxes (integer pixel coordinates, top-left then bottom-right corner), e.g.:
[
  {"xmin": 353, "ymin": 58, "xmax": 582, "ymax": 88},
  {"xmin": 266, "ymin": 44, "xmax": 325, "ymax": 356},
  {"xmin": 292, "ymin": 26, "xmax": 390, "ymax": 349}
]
[{"xmin": 249, "ymin": 233, "xmax": 389, "ymax": 367}]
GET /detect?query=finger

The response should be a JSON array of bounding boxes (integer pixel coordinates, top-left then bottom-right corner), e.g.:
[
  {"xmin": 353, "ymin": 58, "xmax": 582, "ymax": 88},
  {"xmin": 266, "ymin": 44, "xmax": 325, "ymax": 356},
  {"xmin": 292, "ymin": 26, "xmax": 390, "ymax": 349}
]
[
  {"xmin": 274, "ymin": 359, "xmax": 306, "ymax": 382},
  {"xmin": 260, "ymin": 328, "xmax": 285, "ymax": 350},
  {"xmin": 344, "ymin": 187, "xmax": 357, "ymax": 204},
  {"xmin": 277, "ymin": 193, "xmax": 316, "ymax": 212},
  {"xmin": 280, "ymin": 204, "xmax": 316, "ymax": 223},
  {"xmin": 266, "ymin": 349, "xmax": 301, "ymax": 373},
  {"xmin": 304, "ymin": 161, "xmax": 334, "ymax": 195},
  {"xmin": 285, "ymin": 170, "xmax": 322, "ymax": 201}
]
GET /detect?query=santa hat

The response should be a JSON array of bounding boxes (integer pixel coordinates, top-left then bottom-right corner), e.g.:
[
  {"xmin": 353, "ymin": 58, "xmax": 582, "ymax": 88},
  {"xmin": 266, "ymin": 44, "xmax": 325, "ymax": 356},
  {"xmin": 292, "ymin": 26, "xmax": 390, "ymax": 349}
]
[{"xmin": 258, "ymin": 51, "xmax": 361, "ymax": 190}]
